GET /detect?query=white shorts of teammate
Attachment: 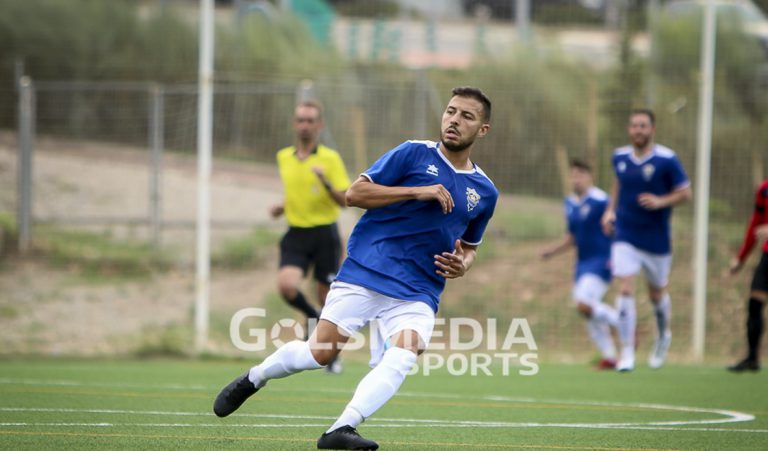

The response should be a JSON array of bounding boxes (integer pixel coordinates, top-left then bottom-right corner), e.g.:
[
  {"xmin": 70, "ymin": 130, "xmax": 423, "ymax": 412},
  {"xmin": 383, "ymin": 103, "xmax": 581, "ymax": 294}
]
[
  {"xmin": 320, "ymin": 281, "xmax": 435, "ymax": 367},
  {"xmin": 611, "ymin": 241, "xmax": 672, "ymax": 288},
  {"xmin": 571, "ymin": 273, "xmax": 609, "ymax": 307}
]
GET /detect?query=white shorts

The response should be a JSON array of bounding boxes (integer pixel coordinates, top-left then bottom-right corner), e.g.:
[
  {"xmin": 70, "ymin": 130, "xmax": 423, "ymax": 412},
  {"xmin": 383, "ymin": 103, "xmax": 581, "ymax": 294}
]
[
  {"xmin": 611, "ymin": 241, "xmax": 672, "ymax": 288},
  {"xmin": 572, "ymin": 273, "xmax": 609, "ymax": 307},
  {"xmin": 320, "ymin": 281, "xmax": 436, "ymax": 366}
]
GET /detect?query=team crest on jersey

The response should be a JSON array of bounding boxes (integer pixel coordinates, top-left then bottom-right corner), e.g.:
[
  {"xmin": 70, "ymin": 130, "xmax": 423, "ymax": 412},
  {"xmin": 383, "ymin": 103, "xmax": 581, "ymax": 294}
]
[
  {"xmin": 466, "ymin": 187, "xmax": 480, "ymax": 211},
  {"xmin": 642, "ymin": 164, "xmax": 655, "ymax": 181},
  {"xmin": 426, "ymin": 164, "xmax": 439, "ymax": 176},
  {"xmin": 580, "ymin": 204, "xmax": 591, "ymax": 218},
  {"xmin": 617, "ymin": 161, "xmax": 627, "ymax": 173}
]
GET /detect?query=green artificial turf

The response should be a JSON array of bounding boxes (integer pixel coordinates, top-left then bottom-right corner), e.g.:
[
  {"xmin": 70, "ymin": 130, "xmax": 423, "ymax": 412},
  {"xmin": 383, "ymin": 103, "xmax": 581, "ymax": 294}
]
[{"xmin": 0, "ymin": 359, "xmax": 765, "ymax": 450}]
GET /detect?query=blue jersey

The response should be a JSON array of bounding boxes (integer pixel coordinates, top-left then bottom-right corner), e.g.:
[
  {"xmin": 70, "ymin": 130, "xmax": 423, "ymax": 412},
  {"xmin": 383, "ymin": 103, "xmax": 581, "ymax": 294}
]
[
  {"xmin": 336, "ymin": 140, "xmax": 499, "ymax": 312},
  {"xmin": 612, "ymin": 144, "xmax": 690, "ymax": 255},
  {"xmin": 566, "ymin": 187, "xmax": 612, "ymax": 282}
]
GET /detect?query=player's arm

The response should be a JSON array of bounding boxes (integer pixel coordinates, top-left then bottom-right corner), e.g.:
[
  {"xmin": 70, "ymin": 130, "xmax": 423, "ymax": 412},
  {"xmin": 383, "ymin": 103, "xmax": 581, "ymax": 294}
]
[
  {"xmin": 731, "ymin": 186, "xmax": 767, "ymax": 274},
  {"xmin": 540, "ymin": 234, "xmax": 575, "ymax": 260},
  {"xmin": 435, "ymin": 240, "xmax": 477, "ymax": 279},
  {"xmin": 345, "ymin": 176, "xmax": 454, "ymax": 213},
  {"xmin": 638, "ymin": 185, "xmax": 692, "ymax": 210},
  {"xmin": 601, "ymin": 177, "xmax": 618, "ymax": 235}
]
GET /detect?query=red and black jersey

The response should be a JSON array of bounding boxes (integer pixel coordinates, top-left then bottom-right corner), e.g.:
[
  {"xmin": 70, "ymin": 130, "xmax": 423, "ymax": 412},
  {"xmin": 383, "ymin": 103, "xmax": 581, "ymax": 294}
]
[{"xmin": 737, "ymin": 179, "xmax": 768, "ymax": 262}]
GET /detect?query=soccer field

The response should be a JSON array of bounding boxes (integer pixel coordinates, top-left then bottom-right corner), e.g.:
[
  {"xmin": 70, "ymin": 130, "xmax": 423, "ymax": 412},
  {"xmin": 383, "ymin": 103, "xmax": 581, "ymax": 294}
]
[{"xmin": 0, "ymin": 359, "xmax": 765, "ymax": 450}]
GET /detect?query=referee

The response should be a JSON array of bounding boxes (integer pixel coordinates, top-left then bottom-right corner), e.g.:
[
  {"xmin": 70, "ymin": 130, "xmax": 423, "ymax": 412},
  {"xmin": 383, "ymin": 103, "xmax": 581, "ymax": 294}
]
[
  {"xmin": 270, "ymin": 100, "xmax": 350, "ymax": 371},
  {"xmin": 729, "ymin": 178, "xmax": 768, "ymax": 372}
]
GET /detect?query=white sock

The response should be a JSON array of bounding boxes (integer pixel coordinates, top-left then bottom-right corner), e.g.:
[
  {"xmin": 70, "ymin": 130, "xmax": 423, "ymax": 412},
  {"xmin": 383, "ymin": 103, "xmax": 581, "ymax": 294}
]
[
  {"xmin": 654, "ymin": 293, "xmax": 671, "ymax": 337},
  {"xmin": 587, "ymin": 318, "xmax": 617, "ymax": 360},
  {"xmin": 248, "ymin": 340, "xmax": 322, "ymax": 389},
  {"xmin": 327, "ymin": 346, "xmax": 417, "ymax": 433},
  {"xmin": 616, "ymin": 295, "xmax": 636, "ymax": 350},
  {"xmin": 592, "ymin": 302, "xmax": 619, "ymax": 328}
]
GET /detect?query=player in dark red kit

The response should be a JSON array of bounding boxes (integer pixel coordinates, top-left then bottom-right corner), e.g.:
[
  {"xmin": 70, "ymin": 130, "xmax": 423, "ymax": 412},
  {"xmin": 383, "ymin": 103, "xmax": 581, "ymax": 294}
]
[{"xmin": 728, "ymin": 179, "xmax": 768, "ymax": 372}]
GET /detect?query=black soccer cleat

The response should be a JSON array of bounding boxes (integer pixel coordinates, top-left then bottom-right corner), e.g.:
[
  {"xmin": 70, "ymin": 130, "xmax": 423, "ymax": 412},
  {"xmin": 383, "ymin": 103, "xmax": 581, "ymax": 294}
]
[
  {"xmin": 317, "ymin": 425, "xmax": 379, "ymax": 450},
  {"xmin": 727, "ymin": 359, "xmax": 760, "ymax": 373},
  {"xmin": 213, "ymin": 371, "xmax": 259, "ymax": 417}
]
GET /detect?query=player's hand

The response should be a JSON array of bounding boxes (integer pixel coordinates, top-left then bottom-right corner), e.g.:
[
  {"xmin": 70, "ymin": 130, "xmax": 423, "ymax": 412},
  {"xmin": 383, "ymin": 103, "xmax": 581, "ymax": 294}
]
[
  {"xmin": 415, "ymin": 184, "xmax": 454, "ymax": 214},
  {"xmin": 756, "ymin": 224, "xmax": 768, "ymax": 243},
  {"xmin": 601, "ymin": 210, "xmax": 616, "ymax": 236},
  {"xmin": 435, "ymin": 239, "xmax": 466, "ymax": 279},
  {"xmin": 729, "ymin": 257, "xmax": 744, "ymax": 276},
  {"xmin": 540, "ymin": 249, "xmax": 554, "ymax": 260},
  {"xmin": 638, "ymin": 193, "xmax": 665, "ymax": 210},
  {"xmin": 269, "ymin": 204, "xmax": 284, "ymax": 218}
]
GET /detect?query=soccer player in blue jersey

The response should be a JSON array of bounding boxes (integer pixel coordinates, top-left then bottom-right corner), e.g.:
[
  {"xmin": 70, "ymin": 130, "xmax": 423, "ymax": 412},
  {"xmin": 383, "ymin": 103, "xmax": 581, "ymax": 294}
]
[
  {"xmin": 214, "ymin": 87, "xmax": 498, "ymax": 450},
  {"xmin": 541, "ymin": 159, "xmax": 618, "ymax": 369},
  {"xmin": 601, "ymin": 109, "xmax": 692, "ymax": 372}
]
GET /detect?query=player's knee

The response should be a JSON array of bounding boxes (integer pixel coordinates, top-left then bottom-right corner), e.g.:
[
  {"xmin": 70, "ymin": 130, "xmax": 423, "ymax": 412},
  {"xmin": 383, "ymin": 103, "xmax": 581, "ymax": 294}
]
[
  {"xmin": 310, "ymin": 348, "xmax": 338, "ymax": 366},
  {"xmin": 648, "ymin": 287, "xmax": 665, "ymax": 304},
  {"xmin": 576, "ymin": 302, "xmax": 593, "ymax": 318},
  {"xmin": 390, "ymin": 331, "xmax": 425, "ymax": 355},
  {"xmin": 277, "ymin": 284, "xmax": 298, "ymax": 301}
]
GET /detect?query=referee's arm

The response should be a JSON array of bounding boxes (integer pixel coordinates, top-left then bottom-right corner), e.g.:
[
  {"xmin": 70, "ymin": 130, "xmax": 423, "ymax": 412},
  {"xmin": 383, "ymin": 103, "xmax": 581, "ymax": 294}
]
[{"xmin": 313, "ymin": 167, "xmax": 347, "ymax": 207}]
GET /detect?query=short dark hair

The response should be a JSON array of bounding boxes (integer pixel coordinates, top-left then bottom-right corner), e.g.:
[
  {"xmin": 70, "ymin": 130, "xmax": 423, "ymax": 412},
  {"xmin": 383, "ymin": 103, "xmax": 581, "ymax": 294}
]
[
  {"xmin": 452, "ymin": 86, "xmax": 492, "ymax": 122},
  {"xmin": 630, "ymin": 108, "xmax": 655, "ymax": 125},
  {"xmin": 570, "ymin": 158, "xmax": 592, "ymax": 173}
]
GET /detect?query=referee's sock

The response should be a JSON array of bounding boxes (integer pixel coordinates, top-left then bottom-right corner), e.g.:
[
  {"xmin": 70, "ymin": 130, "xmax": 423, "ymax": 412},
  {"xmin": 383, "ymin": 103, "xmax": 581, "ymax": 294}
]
[
  {"xmin": 747, "ymin": 297, "xmax": 765, "ymax": 362},
  {"xmin": 287, "ymin": 290, "xmax": 319, "ymax": 320}
]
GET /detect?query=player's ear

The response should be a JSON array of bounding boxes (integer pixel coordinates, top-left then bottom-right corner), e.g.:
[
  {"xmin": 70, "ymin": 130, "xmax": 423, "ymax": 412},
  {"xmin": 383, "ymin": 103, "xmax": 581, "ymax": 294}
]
[{"xmin": 477, "ymin": 123, "xmax": 490, "ymax": 138}]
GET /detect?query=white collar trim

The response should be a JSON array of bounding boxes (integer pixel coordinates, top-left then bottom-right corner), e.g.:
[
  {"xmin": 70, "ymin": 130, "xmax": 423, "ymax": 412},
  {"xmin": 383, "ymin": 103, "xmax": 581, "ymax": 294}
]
[{"xmin": 434, "ymin": 146, "xmax": 476, "ymax": 174}]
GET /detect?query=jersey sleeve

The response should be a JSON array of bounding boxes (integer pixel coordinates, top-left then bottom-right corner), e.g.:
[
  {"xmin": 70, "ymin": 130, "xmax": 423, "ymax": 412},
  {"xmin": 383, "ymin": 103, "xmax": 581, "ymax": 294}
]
[
  {"xmin": 327, "ymin": 151, "xmax": 351, "ymax": 191},
  {"xmin": 736, "ymin": 181, "xmax": 768, "ymax": 262},
  {"xmin": 461, "ymin": 193, "xmax": 498, "ymax": 246},
  {"xmin": 667, "ymin": 155, "xmax": 690, "ymax": 191},
  {"xmin": 361, "ymin": 142, "xmax": 412, "ymax": 186}
]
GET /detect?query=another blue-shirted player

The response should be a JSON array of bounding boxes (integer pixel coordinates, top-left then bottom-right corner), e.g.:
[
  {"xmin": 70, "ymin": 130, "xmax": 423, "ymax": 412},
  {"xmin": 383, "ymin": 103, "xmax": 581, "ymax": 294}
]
[
  {"xmin": 601, "ymin": 109, "xmax": 692, "ymax": 372},
  {"xmin": 542, "ymin": 159, "xmax": 618, "ymax": 369},
  {"xmin": 214, "ymin": 87, "xmax": 499, "ymax": 450}
]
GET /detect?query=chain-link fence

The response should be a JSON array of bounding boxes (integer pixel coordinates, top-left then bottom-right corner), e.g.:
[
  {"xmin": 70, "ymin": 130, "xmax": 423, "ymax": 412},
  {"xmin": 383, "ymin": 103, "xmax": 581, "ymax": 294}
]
[{"xmin": 4, "ymin": 69, "xmax": 766, "ymax": 362}]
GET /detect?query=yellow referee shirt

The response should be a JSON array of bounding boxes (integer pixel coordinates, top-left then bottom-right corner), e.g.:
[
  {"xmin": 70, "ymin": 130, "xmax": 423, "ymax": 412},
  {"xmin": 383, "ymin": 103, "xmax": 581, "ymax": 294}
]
[{"xmin": 276, "ymin": 144, "xmax": 351, "ymax": 228}]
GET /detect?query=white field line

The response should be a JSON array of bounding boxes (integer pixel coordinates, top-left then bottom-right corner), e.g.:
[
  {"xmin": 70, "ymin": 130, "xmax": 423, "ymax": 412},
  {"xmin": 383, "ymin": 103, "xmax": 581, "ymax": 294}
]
[{"xmin": 0, "ymin": 378, "xmax": 759, "ymax": 432}]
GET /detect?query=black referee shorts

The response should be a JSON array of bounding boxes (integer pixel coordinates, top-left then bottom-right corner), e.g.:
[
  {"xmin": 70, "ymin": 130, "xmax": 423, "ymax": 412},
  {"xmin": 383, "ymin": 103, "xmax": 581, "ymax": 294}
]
[
  {"xmin": 751, "ymin": 251, "xmax": 768, "ymax": 293},
  {"xmin": 279, "ymin": 223, "xmax": 341, "ymax": 285}
]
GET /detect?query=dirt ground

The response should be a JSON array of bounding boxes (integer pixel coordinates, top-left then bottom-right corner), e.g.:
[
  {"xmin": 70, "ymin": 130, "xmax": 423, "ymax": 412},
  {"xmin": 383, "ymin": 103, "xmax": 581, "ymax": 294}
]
[{"xmin": 0, "ymin": 132, "xmax": 360, "ymax": 356}]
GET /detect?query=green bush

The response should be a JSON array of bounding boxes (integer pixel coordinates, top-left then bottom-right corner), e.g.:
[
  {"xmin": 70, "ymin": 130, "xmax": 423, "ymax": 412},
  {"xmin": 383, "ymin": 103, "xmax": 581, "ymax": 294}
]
[
  {"xmin": 212, "ymin": 227, "xmax": 280, "ymax": 269},
  {"xmin": 34, "ymin": 226, "xmax": 171, "ymax": 279}
]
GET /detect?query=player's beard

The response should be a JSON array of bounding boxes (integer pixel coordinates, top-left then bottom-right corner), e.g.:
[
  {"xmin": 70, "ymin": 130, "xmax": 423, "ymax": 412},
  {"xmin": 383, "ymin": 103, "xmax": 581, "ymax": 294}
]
[
  {"xmin": 441, "ymin": 130, "xmax": 474, "ymax": 152},
  {"xmin": 442, "ymin": 139, "xmax": 473, "ymax": 152},
  {"xmin": 631, "ymin": 134, "xmax": 651, "ymax": 150}
]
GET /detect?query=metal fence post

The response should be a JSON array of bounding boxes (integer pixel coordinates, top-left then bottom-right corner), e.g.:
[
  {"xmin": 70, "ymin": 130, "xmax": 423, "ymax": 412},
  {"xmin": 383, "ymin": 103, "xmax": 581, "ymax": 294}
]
[
  {"xmin": 148, "ymin": 84, "xmax": 164, "ymax": 249},
  {"xmin": 17, "ymin": 76, "xmax": 35, "ymax": 254}
]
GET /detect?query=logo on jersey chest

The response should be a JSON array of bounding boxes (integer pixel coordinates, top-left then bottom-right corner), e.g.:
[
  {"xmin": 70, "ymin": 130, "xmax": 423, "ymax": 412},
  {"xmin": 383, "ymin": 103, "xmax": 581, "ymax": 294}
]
[
  {"xmin": 426, "ymin": 164, "xmax": 439, "ymax": 176},
  {"xmin": 642, "ymin": 164, "xmax": 655, "ymax": 181},
  {"xmin": 618, "ymin": 161, "xmax": 627, "ymax": 173},
  {"xmin": 466, "ymin": 187, "xmax": 481, "ymax": 212},
  {"xmin": 580, "ymin": 204, "xmax": 591, "ymax": 218}
]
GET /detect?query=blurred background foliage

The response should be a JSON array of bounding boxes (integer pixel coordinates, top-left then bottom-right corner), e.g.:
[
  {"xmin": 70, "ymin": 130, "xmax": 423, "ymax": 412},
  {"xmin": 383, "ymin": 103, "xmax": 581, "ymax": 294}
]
[{"xmin": 0, "ymin": 0, "xmax": 766, "ymax": 214}]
